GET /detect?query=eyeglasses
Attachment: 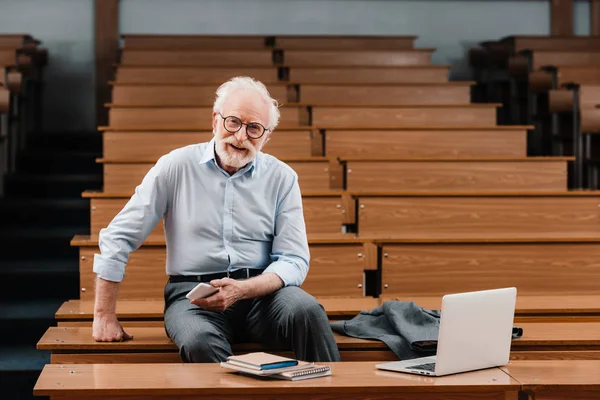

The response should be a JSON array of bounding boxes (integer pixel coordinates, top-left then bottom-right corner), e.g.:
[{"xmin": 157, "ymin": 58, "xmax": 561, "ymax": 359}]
[{"xmin": 218, "ymin": 114, "xmax": 269, "ymax": 139}]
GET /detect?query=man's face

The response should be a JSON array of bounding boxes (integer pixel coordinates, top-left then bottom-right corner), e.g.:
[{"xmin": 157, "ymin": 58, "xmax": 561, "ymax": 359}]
[{"xmin": 212, "ymin": 89, "xmax": 271, "ymax": 174}]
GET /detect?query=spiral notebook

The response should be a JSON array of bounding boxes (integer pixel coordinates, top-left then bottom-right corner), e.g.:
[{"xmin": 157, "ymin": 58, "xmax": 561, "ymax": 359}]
[{"xmin": 272, "ymin": 365, "xmax": 332, "ymax": 381}]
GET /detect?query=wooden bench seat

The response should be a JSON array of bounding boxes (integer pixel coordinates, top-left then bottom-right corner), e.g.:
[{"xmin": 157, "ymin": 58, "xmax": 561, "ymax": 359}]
[
  {"xmin": 85, "ymin": 191, "xmax": 350, "ymax": 239},
  {"xmin": 0, "ymin": 48, "xmax": 31, "ymax": 70},
  {"xmin": 72, "ymin": 235, "xmax": 373, "ymax": 300},
  {"xmin": 379, "ymin": 240, "xmax": 600, "ymax": 299},
  {"xmin": 342, "ymin": 157, "xmax": 570, "ymax": 192},
  {"xmin": 120, "ymin": 49, "xmax": 276, "ymax": 66},
  {"xmin": 99, "ymin": 157, "xmax": 338, "ymax": 192},
  {"xmin": 34, "ymin": 361, "xmax": 520, "ymax": 400},
  {"xmin": 323, "ymin": 127, "xmax": 529, "ymax": 158},
  {"xmin": 274, "ymin": 36, "xmax": 417, "ymax": 50},
  {"xmin": 56, "ymin": 297, "xmax": 382, "ymax": 324},
  {"xmin": 549, "ymin": 84, "xmax": 600, "ymax": 112},
  {"xmin": 110, "ymin": 82, "xmax": 293, "ymax": 105},
  {"xmin": 279, "ymin": 49, "xmax": 434, "ymax": 67},
  {"xmin": 102, "ymin": 129, "xmax": 321, "ymax": 159},
  {"xmin": 356, "ymin": 192, "xmax": 600, "ymax": 239},
  {"xmin": 56, "ymin": 295, "xmax": 600, "ymax": 325},
  {"xmin": 312, "ymin": 104, "xmax": 500, "ymax": 128},
  {"xmin": 114, "ymin": 66, "xmax": 280, "ymax": 84},
  {"xmin": 37, "ymin": 322, "xmax": 600, "ymax": 364},
  {"xmin": 510, "ymin": 50, "xmax": 600, "ymax": 76},
  {"xmin": 121, "ymin": 35, "xmax": 270, "ymax": 50},
  {"xmin": 297, "ymin": 83, "xmax": 472, "ymax": 105},
  {"xmin": 107, "ymin": 104, "xmax": 309, "ymax": 128},
  {"xmin": 285, "ymin": 65, "xmax": 450, "ymax": 83},
  {"xmin": 529, "ymin": 66, "xmax": 600, "ymax": 93}
]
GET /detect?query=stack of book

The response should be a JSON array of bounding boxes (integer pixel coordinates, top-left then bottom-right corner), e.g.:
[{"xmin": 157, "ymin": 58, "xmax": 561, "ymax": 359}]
[{"xmin": 220, "ymin": 352, "xmax": 331, "ymax": 381}]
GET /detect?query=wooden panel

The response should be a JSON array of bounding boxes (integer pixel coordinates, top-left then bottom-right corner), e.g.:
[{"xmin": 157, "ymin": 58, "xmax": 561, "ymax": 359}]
[
  {"xmin": 287, "ymin": 161, "xmax": 331, "ymax": 192},
  {"xmin": 111, "ymin": 84, "xmax": 289, "ymax": 105},
  {"xmin": 103, "ymin": 159, "xmax": 331, "ymax": 193},
  {"xmin": 325, "ymin": 129, "xmax": 527, "ymax": 158},
  {"xmin": 122, "ymin": 35, "xmax": 268, "ymax": 50},
  {"xmin": 275, "ymin": 36, "xmax": 415, "ymax": 50},
  {"xmin": 381, "ymin": 242, "xmax": 600, "ymax": 296},
  {"xmin": 108, "ymin": 106, "xmax": 305, "ymax": 128},
  {"xmin": 95, "ymin": 0, "xmax": 119, "ymax": 126},
  {"xmin": 288, "ymin": 67, "xmax": 449, "ymax": 84},
  {"xmin": 90, "ymin": 198, "xmax": 164, "ymax": 240},
  {"xmin": 79, "ymin": 246, "xmax": 167, "ymax": 300},
  {"xmin": 581, "ymin": 85, "xmax": 600, "ymax": 108},
  {"xmin": 90, "ymin": 195, "xmax": 344, "ymax": 239},
  {"xmin": 346, "ymin": 160, "xmax": 568, "ymax": 192},
  {"xmin": 120, "ymin": 50, "xmax": 274, "ymax": 66},
  {"xmin": 551, "ymin": 0, "xmax": 574, "ymax": 36},
  {"xmin": 558, "ymin": 66, "xmax": 600, "ymax": 85},
  {"xmin": 79, "ymin": 243, "xmax": 367, "ymax": 300},
  {"xmin": 513, "ymin": 36, "xmax": 600, "ymax": 53},
  {"xmin": 299, "ymin": 84, "xmax": 470, "ymax": 105},
  {"xmin": 302, "ymin": 244, "xmax": 367, "ymax": 296},
  {"xmin": 103, "ymin": 130, "xmax": 315, "ymax": 159},
  {"xmin": 313, "ymin": 106, "xmax": 498, "ymax": 128},
  {"xmin": 115, "ymin": 67, "xmax": 279, "ymax": 84},
  {"xmin": 533, "ymin": 51, "xmax": 600, "ymax": 70},
  {"xmin": 282, "ymin": 50, "xmax": 432, "ymax": 67},
  {"xmin": 358, "ymin": 196, "xmax": 600, "ymax": 239}
]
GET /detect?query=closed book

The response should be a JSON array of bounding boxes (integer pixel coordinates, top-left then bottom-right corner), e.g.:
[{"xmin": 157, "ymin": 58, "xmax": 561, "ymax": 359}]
[
  {"xmin": 272, "ymin": 365, "xmax": 332, "ymax": 381},
  {"xmin": 220, "ymin": 360, "xmax": 315, "ymax": 376},
  {"xmin": 226, "ymin": 352, "xmax": 299, "ymax": 370}
]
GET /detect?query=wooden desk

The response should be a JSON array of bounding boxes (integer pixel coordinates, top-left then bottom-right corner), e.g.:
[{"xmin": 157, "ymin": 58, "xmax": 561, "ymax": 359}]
[
  {"xmin": 502, "ymin": 360, "xmax": 600, "ymax": 399},
  {"xmin": 33, "ymin": 362, "xmax": 520, "ymax": 400}
]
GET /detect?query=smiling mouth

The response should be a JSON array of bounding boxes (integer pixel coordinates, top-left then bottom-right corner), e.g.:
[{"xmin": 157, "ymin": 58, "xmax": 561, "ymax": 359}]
[{"xmin": 228, "ymin": 143, "xmax": 246, "ymax": 151}]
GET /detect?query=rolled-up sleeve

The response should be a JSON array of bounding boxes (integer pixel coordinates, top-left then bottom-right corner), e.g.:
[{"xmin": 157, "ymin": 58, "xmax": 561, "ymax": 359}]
[
  {"xmin": 93, "ymin": 155, "xmax": 171, "ymax": 282},
  {"xmin": 264, "ymin": 174, "xmax": 310, "ymax": 287}
]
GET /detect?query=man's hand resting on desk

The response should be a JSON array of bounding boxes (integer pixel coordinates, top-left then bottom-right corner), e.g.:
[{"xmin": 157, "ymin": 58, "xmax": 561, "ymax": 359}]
[
  {"xmin": 93, "ymin": 313, "xmax": 133, "ymax": 342},
  {"xmin": 191, "ymin": 277, "xmax": 247, "ymax": 312}
]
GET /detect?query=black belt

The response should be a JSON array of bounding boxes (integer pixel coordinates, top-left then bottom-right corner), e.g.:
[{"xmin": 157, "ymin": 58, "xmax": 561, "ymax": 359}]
[{"xmin": 169, "ymin": 268, "xmax": 262, "ymax": 283}]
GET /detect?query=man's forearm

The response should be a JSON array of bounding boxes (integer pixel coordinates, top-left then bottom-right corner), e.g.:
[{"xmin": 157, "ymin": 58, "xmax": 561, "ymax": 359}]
[
  {"xmin": 94, "ymin": 277, "xmax": 120, "ymax": 316},
  {"xmin": 240, "ymin": 272, "xmax": 284, "ymax": 300}
]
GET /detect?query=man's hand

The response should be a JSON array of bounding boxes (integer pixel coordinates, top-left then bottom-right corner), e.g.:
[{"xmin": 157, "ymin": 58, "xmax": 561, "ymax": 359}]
[
  {"xmin": 191, "ymin": 278, "xmax": 247, "ymax": 312},
  {"xmin": 92, "ymin": 313, "xmax": 133, "ymax": 342}
]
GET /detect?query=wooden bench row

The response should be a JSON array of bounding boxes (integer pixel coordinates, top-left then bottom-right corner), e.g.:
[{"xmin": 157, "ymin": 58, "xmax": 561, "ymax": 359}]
[
  {"xmin": 119, "ymin": 48, "xmax": 436, "ymax": 67},
  {"xmin": 83, "ymin": 191, "xmax": 600, "ymax": 240},
  {"xmin": 55, "ymin": 295, "xmax": 600, "ymax": 324},
  {"xmin": 121, "ymin": 34, "xmax": 419, "ymax": 50},
  {"xmin": 115, "ymin": 65, "xmax": 452, "ymax": 84},
  {"xmin": 71, "ymin": 234, "xmax": 600, "ymax": 300},
  {"xmin": 98, "ymin": 156, "xmax": 571, "ymax": 193},
  {"xmin": 33, "ymin": 359, "xmax": 600, "ymax": 400},
  {"xmin": 110, "ymin": 82, "xmax": 473, "ymax": 106},
  {"xmin": 105, "ymin": 103, "xmax": 501, "ymax": 128},
  {"xmin": 101, "ymin": 126, "xmax": 531, "ymax": 161},
  {"xmin": 37, "ymin": 322, "xmax": 600, "ymax": 364}
]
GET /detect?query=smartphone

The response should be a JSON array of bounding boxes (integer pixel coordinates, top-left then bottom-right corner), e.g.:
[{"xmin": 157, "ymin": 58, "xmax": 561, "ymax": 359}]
[{"xmin": 185, "ymin": 282, "xmax": 219, "ymax": 300}]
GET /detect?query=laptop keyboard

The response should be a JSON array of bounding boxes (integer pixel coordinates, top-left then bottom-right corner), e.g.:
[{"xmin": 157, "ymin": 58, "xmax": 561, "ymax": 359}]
[{"xmin": 408, "ymin": 362, "xmax": 436, "ymax": 372}]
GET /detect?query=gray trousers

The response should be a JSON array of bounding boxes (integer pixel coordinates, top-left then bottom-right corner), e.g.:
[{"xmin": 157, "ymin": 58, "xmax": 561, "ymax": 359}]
[{"xmin": 164, "ymin": 281, "xmax": 341, "ymax": 363}]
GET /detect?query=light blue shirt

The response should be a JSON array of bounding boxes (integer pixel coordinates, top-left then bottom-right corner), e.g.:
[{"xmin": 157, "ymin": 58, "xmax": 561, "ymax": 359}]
[{"xmin": 93, "ymin": 138, "xmax": 310, "ymax": 287}]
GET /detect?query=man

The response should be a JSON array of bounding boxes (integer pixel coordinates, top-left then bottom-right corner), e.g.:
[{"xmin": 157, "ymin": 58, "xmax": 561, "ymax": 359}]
[{"xmin": 92, "ymin": 76, "xmax": 341, "ymax": 363}]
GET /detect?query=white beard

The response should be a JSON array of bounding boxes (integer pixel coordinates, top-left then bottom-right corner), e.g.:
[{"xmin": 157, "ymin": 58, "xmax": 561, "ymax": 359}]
[{"xmin": 216, "ymin": 141, "xmax": 257, "ymax": 170}]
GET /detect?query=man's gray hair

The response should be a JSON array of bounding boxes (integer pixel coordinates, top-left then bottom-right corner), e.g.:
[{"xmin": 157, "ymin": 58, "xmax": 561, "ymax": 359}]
[{"xmin": 213, "ymin": 76, "xmax": 280, "ymax": 130}]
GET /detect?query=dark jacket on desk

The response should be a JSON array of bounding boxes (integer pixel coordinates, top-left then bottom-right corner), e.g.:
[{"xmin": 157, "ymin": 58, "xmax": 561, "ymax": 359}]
[
  {"xmin": 330, "ymin": 300, "xmax": 440, "ymax": 360},
  {"xmin": 331, "ymin": 300, "xmax": 523, "ymax": 360}
]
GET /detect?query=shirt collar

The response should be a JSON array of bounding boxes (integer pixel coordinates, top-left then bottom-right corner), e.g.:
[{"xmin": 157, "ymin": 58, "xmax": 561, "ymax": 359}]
[{"xmin": 199, "ymin": 138, "xmax": 259, "ymax": 178}]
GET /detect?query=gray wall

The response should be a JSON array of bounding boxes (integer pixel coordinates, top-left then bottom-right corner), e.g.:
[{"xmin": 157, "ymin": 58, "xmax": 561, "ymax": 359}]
[
  {"xmin": 0, "ymin": 0, "xmax": 593, "ymax": 132},
  {"xmin": 0, "ymin": 0, "xmax": 94, "ymax": 133}
]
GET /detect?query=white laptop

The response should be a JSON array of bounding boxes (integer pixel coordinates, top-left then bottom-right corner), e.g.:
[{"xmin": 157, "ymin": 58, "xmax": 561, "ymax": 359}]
[{"xmin": 376, "ymin": 287, "xmax": 517, "ymax": 377}]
